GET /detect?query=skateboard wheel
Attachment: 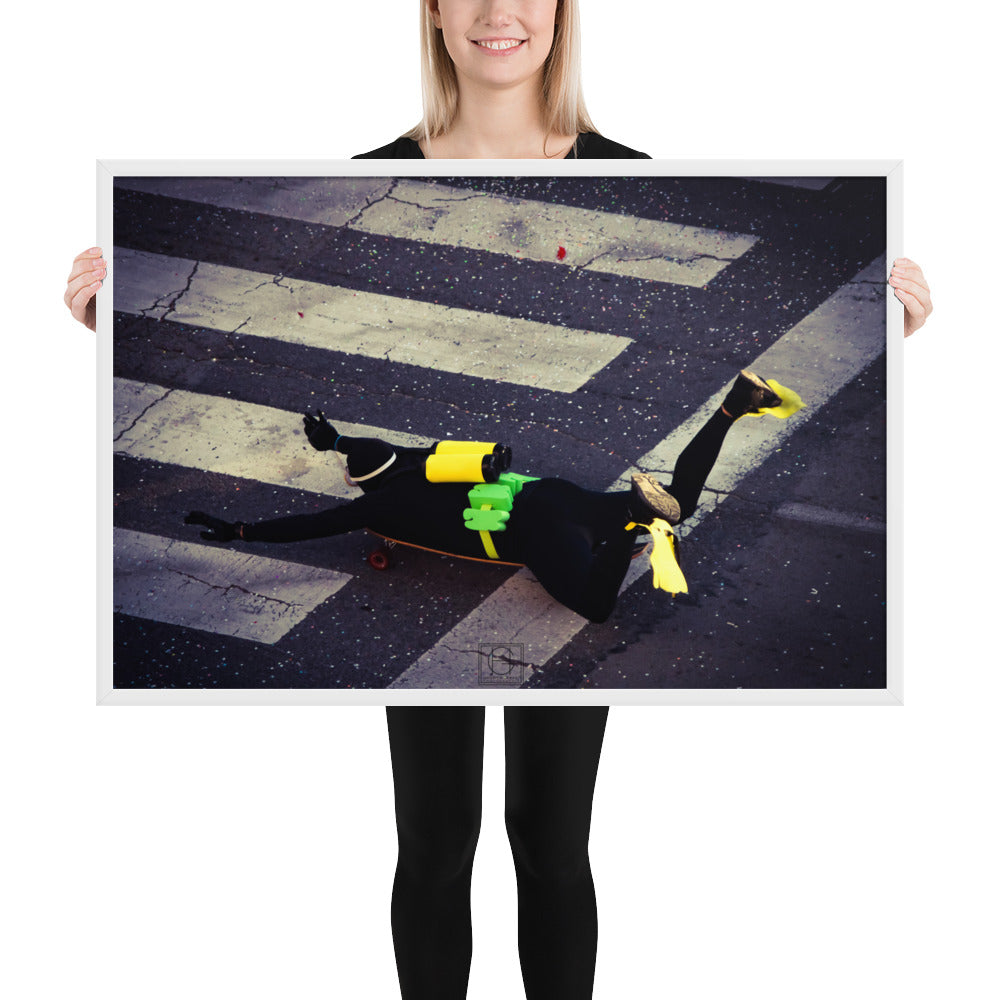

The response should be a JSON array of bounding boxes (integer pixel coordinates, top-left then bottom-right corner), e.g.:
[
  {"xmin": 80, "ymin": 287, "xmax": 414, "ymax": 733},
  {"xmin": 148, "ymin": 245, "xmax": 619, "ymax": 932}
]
[{"xmin": 368, "ymin": 548, "xmax": 391, "ymax": 571}]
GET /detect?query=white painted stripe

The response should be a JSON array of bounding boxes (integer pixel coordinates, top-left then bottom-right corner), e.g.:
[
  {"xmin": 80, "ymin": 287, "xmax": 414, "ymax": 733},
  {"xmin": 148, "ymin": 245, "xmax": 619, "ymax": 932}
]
[
  {"xmin": 352, "ymin": 180, "xmax": 757, "ymax": 287},
  {"xmin": 113, "ymin": 248, "xmax": 631, "ymax": 393},
  {"xmin": 774, "ymin": 503, "xmax": 886, "ymax": 534},
  {"xmin": 117, "ymin": 175, "xmax": 396, "ymax": 227},
  {"xmin": 113, "ymin": 377, "xmax": 435, "ymax": 497},
  {"xmin": 390, "ymin": 256, "xmax": 888, "ymax": 688},
  {"xmin": 114, "ymin": 528, "xmax": 352, "ymax": 644},
  {"xmin": 389, "ymin": 575, "xmax": 577, "ymax": 689},
  {"xmin": 116, "ymin": 177, "xmax": 757, "ymax": 287}
]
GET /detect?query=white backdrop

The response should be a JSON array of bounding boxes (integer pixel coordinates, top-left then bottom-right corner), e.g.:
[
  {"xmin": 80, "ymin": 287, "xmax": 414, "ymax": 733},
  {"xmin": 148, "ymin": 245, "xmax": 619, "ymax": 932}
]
[{"xmin": 3, "ymin": 2, "xmax": 996, "ymax": 998}]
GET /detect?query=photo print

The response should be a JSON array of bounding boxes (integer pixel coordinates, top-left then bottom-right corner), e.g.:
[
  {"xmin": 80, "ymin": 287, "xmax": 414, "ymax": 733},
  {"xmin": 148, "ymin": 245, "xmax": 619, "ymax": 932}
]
[{"xmin": 101, "ymin": 163, "xmax": 898, "ymax": 702}]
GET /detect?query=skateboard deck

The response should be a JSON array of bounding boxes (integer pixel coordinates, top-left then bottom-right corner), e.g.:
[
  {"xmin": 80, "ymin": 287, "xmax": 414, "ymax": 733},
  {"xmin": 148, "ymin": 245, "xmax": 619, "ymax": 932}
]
[{"xmin": 364, "ymin": 529, "xmax": 648, "ymax": 571}]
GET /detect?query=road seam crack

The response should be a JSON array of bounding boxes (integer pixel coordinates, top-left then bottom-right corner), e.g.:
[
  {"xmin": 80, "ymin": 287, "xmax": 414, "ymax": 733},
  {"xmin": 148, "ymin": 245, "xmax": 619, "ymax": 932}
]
[
  {"xmin": 139, "ymin": 260, "xmax": 200, "ymax": 321},
  {"xmin": 114, "ymin": 388, "xmax": 174, "ymax": 443},
  {"xmin": 344, "ymin": 178, "xmax": 402, "ymax": 227},
  {"xmin": 169, "ymin": 570, "xmax": 303, "ymax": 609}
]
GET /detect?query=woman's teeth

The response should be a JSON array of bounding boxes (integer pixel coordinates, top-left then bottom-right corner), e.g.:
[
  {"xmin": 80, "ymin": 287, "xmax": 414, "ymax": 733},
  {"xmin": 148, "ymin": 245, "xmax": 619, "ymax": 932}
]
[{"xmin": 475, "ymin": 39, "xmax": 524, "ymax": 50}]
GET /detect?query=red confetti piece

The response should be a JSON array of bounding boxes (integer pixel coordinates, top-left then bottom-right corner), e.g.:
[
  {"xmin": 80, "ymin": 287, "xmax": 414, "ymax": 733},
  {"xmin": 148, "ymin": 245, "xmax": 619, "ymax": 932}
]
[
  {"xmin": 556, "ymin": 246, "xmax": 566, "ymax": 260},
  {"xmin": 297, "ymin": 311, "xmax": 304, "ymax": 318}
]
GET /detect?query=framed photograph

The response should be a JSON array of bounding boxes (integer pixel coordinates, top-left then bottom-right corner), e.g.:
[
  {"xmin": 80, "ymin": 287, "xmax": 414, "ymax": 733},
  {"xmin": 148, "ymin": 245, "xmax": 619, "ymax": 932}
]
[{"xmin": 98, "ymin": 160, "xmax": 901, "ymax": 704}]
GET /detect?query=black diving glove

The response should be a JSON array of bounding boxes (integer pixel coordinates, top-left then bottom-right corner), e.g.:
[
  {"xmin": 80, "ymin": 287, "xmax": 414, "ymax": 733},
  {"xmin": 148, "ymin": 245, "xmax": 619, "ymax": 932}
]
[
  {"xmin": 302, "ymin": 410, "xmax": 338, "ymax": 451},
  {"xmin": 185, "ymin": 511, "xmax": 241, "ymax": 542}
]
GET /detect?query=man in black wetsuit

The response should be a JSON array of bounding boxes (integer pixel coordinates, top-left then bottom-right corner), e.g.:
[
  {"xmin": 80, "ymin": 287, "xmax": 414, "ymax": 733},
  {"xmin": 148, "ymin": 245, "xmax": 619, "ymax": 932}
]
[{"xmin": 186, "ymin": 370, "xmax": 796, "ymax": 623}]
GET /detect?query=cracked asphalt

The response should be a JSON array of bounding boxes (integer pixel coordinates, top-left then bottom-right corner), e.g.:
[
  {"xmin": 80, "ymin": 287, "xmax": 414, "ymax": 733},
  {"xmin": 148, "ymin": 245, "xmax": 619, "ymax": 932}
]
[{"xmin": 111, "ymin": 174, "xmax": 889, "ymax": 690}]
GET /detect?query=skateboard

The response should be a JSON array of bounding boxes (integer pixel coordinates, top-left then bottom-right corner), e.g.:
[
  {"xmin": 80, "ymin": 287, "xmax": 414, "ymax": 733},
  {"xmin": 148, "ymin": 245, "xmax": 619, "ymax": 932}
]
[{"xmin": 364, "ymin": 529, "xmax": 649, "ymax": 571}]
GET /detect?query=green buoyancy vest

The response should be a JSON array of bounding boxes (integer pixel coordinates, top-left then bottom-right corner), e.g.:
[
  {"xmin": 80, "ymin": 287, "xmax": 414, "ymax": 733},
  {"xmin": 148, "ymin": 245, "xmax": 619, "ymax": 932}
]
[{"xmin": 464, "ymin": 473, "xmax": 539, "ymax": 559}]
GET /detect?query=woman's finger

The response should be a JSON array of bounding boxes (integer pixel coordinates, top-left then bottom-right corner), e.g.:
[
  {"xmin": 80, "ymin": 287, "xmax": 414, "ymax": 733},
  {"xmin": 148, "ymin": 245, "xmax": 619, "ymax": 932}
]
[
  {"xmin": 891, "ymin": 259, "xmax": 929, "ymax": 291},
  {"xmin": 71, "ymin": 258, "xmax": 105, "ymax": 286},
  {"xmin": 68, "ymin": 282, "xmax": 98, "ymax": 326},
  {"xmin": 892, "ymin": 285, "xmax": 932, "ymax": 336},
  {"xmin": 66, "ymin": 258, "xmax": 106, "ymax": 286},
  {"xmin": 71, "ymin": 246, "xmax": 103, "ymax": 266},
  {"xmin": 888, "ymin": 275, "xmax": 927, "ymax": 299},
  {"xmin": 889, "ymin": 265, "xmax": 932, "ymax": 312},
  {"xmin": 64, "ymin": 268, "xmax": 103, "ymax": 309},
  {"xmin": 68, "ymin": 280, "xmax": 101, "ymax": 329},
  {"xmin": 63, "ymin": 271, "xmax": 89, "ymax": 310},
  {"xmin": 67, "ymin": 248, "xmax": 105, "ymax": 283}
]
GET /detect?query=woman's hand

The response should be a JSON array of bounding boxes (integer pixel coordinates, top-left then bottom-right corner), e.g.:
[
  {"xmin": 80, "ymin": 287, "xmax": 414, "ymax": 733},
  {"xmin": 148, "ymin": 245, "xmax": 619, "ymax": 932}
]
[
  {"xmin": 64, "ymin": 247, "xmax": 106, "ymax": 331},
  {"xmin": 889, "ymin": 258, "xmax": 932, "ymax": 337}
]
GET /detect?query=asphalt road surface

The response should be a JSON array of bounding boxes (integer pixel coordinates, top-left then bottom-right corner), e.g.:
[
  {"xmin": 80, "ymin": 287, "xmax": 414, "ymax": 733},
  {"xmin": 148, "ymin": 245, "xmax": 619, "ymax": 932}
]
[{"xmin": 110, "ymin": 173, "xmax": 889, "ymax": 691}]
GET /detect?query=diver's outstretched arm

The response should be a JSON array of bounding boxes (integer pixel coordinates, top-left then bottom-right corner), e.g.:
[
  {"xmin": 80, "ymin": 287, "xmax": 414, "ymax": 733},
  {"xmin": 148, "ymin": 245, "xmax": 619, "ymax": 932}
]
[
  {"xmin": 185, "ymin": 490, "xmax": 394, "ymax": 544},
  {"xmin": 302, "ymin": 409, "xmax": 436, "ymax": 464}
]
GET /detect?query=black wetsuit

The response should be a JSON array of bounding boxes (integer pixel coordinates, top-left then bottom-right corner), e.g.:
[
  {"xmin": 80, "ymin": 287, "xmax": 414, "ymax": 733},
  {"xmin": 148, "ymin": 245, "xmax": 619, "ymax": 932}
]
[{"xmin": 241, "ymin": 404, "xmax": 733, "ymax": 626}]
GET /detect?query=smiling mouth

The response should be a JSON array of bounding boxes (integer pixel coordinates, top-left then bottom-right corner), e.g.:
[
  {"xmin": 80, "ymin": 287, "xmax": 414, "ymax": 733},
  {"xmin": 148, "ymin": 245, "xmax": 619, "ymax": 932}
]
[{"xmin": 472, "ymin": 38, "xmax": 527, "ymax": 51}]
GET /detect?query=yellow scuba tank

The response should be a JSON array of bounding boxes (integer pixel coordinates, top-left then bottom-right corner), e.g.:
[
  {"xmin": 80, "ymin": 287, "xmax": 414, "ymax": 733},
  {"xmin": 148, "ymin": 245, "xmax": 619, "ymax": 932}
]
[
  {"xmin": 434, "ymin": 441, "xmax": 505, "ymax": 456},
  {"xmin": 425, "ymin": 441, "xmax": 512, "ymax": 484}
]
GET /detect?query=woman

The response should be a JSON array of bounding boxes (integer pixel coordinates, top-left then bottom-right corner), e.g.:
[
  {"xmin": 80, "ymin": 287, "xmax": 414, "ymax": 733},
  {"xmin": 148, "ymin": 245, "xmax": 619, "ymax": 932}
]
[{"xmin": 65, "ymin": 2, "xmax": 933, "ymax": 999}]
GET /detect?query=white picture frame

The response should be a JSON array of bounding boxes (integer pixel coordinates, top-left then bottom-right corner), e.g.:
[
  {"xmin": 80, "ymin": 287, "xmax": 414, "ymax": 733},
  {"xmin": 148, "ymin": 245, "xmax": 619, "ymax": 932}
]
[{"xmin": 97, "ymin": 159, "xmax": 902, "ymax": 705}]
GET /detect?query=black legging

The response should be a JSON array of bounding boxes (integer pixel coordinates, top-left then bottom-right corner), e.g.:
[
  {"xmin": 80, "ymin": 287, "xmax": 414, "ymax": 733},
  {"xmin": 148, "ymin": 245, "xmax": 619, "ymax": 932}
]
[{"xmin": 387, "ymin": 705, "xmax": 609, "ymax": 1000}]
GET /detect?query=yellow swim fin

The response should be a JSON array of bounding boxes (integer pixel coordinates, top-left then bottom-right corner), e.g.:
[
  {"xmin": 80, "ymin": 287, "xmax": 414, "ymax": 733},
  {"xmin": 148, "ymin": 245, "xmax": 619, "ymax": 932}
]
[
  {"xmin": 626, "ymin": 517, "xmax": 688, "ymax": 595},
  {"xmin": 743, "ymin": 378, "xmax": 804, "ymax": 419}
]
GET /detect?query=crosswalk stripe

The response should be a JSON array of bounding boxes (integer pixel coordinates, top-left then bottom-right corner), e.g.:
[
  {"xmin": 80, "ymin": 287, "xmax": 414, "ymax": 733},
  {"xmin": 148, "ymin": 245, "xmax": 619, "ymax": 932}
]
[
  {"xmin": 351, "ymin": 179, "xmax": 757, "ymax": 287},
  {"xmin": 116, "ymin": 175, "xmax": 394, "ymax": 227},
  {"xmin": 773, "ymin": 502, "xmax": 886, "ymax": 534},
  {"xmin": 388, "ymin": 255, "xmax": 888, "ymax": 688},
  {"xmin": 113, "ymin": 248, "xmax": 632, "ymax": 393},
  {"xmin": 114, "ymin": 528, "xmax": 352, "ymax": 644},
  {"xmin": 115, "ymin": 177, "xmax": 758, "ymax": 287},
  {"xmin": 113, "ymin": 377, "xmax": 435, "ymax": 497}
]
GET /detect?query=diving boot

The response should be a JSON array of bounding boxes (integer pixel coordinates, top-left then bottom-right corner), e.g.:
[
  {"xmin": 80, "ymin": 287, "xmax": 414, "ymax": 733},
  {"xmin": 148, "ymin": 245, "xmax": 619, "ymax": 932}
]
[
  {"xmin": 722, "ymin": 369, "xmax": 783, "ymax": 419},
  {"xmin": 628, "ymin": 473, "xmax": 682, "ymax": 527}
]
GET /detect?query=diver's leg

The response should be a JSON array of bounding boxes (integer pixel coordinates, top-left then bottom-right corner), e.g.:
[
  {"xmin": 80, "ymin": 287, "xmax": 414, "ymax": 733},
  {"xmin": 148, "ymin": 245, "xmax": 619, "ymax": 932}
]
[
  {"xmin": 668, "ymin": 369, "xmax": 787, "ymax": 520},
  {"xmin": 667, "ymin": 407, "xmax": 735, "ymax": 521}
]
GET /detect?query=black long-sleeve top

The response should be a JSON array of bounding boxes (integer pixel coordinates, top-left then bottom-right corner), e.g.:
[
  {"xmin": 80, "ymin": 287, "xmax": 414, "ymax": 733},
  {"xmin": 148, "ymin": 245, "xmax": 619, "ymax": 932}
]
[{"xmin": 353, "ymin": 133, "xmax": 651, "ymax": 159}]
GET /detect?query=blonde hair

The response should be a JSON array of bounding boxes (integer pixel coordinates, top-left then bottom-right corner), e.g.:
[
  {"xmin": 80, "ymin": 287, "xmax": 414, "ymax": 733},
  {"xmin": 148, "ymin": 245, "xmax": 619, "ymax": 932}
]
[{"xmin": 404, "ymin": 0, "xmax": 598, "ymax": 148}]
